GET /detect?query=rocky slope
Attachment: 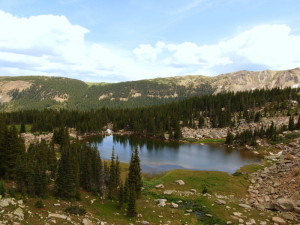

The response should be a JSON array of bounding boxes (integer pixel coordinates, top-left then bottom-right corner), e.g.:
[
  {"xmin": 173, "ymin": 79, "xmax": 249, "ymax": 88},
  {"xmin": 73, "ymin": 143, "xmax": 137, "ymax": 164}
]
[{"xmin": 0, "ymin": 68, "xmax": 300, "ymax": 111}]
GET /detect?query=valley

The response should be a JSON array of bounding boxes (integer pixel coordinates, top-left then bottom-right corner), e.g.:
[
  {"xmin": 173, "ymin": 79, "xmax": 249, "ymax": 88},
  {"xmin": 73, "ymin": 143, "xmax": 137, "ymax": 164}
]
[
  {"xmin": 0, "ymin": 72, "xmax": 300, "ymax": 224},
  {"xmin": 0, "ymin": 68, "xmax": 300, "ymax": 111}
]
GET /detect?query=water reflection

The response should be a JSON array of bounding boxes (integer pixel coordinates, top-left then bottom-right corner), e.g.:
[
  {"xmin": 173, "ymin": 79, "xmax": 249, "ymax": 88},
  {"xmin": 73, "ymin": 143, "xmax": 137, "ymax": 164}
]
[{"xmin": 88, "ymin": 135, "xmax": 260, "ymax": 174}]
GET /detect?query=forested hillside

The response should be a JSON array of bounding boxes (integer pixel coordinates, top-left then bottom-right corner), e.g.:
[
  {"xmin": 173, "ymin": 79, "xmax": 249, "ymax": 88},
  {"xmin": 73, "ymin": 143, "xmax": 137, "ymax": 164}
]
[
  {"xmin": 2, "ymin": 87, "xmax": 298, "ymax": 138},
  {"xmin": 0, "ymin": 67, "xmax": 300, "ymax": 111}
]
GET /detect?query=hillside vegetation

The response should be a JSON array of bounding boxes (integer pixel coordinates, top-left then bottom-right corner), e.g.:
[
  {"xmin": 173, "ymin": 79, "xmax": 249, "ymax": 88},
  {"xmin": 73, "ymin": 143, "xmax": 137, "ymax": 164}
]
[{"xmin": 0, "ymin": 67, "xmax": 300, "ymax": 110}]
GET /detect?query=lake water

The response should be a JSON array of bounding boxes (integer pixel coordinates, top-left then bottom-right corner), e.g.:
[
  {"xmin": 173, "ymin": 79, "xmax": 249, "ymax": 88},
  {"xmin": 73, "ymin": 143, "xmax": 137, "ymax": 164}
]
[{"xmin": 88, "ymin": 135, "xmax": 260, "ymax": 174}]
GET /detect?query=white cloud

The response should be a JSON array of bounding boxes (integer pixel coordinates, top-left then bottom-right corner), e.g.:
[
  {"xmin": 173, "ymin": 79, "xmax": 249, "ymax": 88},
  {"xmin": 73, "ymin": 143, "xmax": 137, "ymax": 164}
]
[
  {"xmin": 134, "ymin": 24, "xmax": 300, "ymax": 75},
  {"xmin": 0, "ymin": 10, "xmax": 299, "ymax": 82}
]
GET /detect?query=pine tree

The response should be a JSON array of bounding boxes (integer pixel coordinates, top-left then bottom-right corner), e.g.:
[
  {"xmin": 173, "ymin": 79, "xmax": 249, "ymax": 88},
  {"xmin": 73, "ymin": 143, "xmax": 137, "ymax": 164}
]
[
  {"xmin": 225, "ymin": 131, "xmax": 234, "ymax": 145},
  {"xmin": 127, "ymin": 187, "xmax": 137, "ymax": 217},
  {"xmin": 123, "ymin": 177, "xmax": 129, "ymax": 203},
  {"xmin": 296, "ymin": 116, "xmax": 300, "ymax": 129},
  {"xmin": 55, "ymin": 145, "xmax": 80, "ymax": 200},
  {"xmin": 288, "ymin": 115, "xmax": 295, "ymax": 131},
  {"xmin": 173, "ymin": 121, "xmax": 182, "ymax": 140},
  {"xmin": 254, "ymin": 112, "xmax": 261, "ymax": 122},
  {"xmin": 20, "ymin": 123, "xmax": 26, "ymax": 133},
  {"xmin": 127, "ymin": 148, "xmax": 142, "ymax": 198},
  {"xmin": 0, "ymin": 181, "xmax": 5, "ymax": 196},
  {"xmin": 118, "ymin": 182, "xmax": 124, "ymax": 209},
  {"xmin": 198, "ymin": 115, "xmax": 205, "ymax": 128},
  {"xmin": 108, "ymin": 149, "xmax": 116, "ymax": 199}
]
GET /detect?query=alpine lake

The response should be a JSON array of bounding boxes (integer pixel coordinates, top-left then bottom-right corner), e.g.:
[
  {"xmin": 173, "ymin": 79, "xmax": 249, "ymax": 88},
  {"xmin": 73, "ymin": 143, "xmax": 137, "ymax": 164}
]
[{"xmin": 87, "ymin": 135, "xmax": 260, "ymax": 174}]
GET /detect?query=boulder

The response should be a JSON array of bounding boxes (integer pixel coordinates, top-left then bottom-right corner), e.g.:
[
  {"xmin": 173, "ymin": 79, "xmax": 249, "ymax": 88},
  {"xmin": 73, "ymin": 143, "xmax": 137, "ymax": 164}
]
[
  {"xmin": 14, "ymin": 207, "xmax": 24, "ymax": 220},
  {"xmin": 238, "ymin": 204, "xmax": 252, "ymax": 209},
  {"xmin": 272, "ymin": 198, "xmax": 296, "ymax": 212},
  {"xmin": 294, "ymin": 206, "xmax": 300, "ymax": 214},
  {"xmin": 141, "ymin": 221, "xmax": 150, "ymax": 225},
  {"xmin": 215, "ymin": 199, "xmax": 226, "ymax": 205},
  {"xmin": 171, "ymin": 203, "xmax": 178, "ymax": 208},
  {"xmin": 174, "ymin": 180, "xmax": 185, "ymax": 185},
  {"xmin": 155, "ymin": 184, "xmax": 165, "ymax": 189},
  {"xmin": 0, "ymin": 199, "xmax": 10, "ymax": 207},
  {"xmin": 82, "ymin": 218, "xmax": 93, "ymax": 225},
  {"xmin": 190, "ymin": 189, "xmax": 197, "ymax": 193},
  {"xmin": 272, "ymin": 217, "xmax": 287, "ymax": 225},
  {"xmin": 163, "ymin": 190, "xmax": 174, "ymax": 195},
  {"xmin": 156, "ymin": 199, "xmax": 167, "ymax": 207},
  {"xmin": 48, "ymin": 213, "xmax": 67, "ymax": 220}
]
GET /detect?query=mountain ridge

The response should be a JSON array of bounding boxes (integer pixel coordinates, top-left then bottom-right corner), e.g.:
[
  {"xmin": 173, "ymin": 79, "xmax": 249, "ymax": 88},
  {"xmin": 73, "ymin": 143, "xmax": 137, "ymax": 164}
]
[{"xmin": 0, "ymin": 67, "xmax": 300, "ymax": 111}]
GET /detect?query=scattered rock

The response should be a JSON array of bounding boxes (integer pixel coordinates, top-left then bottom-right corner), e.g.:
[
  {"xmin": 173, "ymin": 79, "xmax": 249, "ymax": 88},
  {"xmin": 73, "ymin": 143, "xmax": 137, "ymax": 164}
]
[
  {"xmin": 163, "ymin": 190, "xmax": 174, "ymax": 195},
  {"xmin": 48, "ymin": 213, "xmax": 68, "ymax": 220},
  {"xmin": 156, "ymin": 199, "xmax": 167, "ymax": 207},
  {"xmin": 13, "ymin": 207, "xmax": 24, "ymax": 220},
  {"xmin": 155, "ymin": 184, "xmax": 165, "ymax": 189},
  {"xmin": 171, "ymin": 203, "xmax": 178, "ymax": 208},
  {"xmin": 175, "ymin": 180, "xmax": 185, "ymax": 185},
  {"xmin": 215, "ymin": 199, "xmax": 226, "ymax": 205},
  {"xmin": 82, "ymin": 218, "xmax": 93, "ymax": 225},
  {"xmin": 190, "ymin": 189, "xmax": 197, "ymax": 193},
  {"xmin": 238, "ymin": 204, "xmax": 252, "ymax": 209},
  {"xmin": 272, "ymin": 217, "xmax": 287, "ymax": 225}
]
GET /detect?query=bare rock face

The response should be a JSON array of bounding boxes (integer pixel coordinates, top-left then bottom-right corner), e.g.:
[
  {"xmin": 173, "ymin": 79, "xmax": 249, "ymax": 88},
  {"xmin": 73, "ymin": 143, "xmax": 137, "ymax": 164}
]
[
  {"xmin": 0, "ymin": 81, "xmax": 32, "ymax": 103},
  {"xmin": 212, "ymin": 68, "xmax": 300, "ymax": 94}
]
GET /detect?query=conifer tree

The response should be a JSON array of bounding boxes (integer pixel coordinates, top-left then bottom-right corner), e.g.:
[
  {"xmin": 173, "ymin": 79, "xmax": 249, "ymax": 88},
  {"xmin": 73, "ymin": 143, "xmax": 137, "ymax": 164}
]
[
  {"xmin": 20, "ymin": 123, "xmax": 26, "ymax": 133},
  {"xmin": 288, "ymin": 115, "xmax": 295, "ymax": 131},
  {"xmin": 108, "ymin": 149, "xmax": 116, "ymax": 199},
  {"xmin": 55, "ymin": 145, "xmax": 80, "ymax": 200},
  {"xmin": 225, "ymin": 131, "xmax": 234, "ymax": 145},
  {"xmin": 118, "ymin": 182, "xmax": 124, "ymax": 209},
  {"xmin": 127, "ymin": 148, "xmax": 142, "ymax": 198},
  {"xmin": 123, "ymin": 177, "xmax": 129, "ymax": 203},
  {"xmin": 296, "ymin": 116, "xmax": 300, "ymax": 129},
  {"xmin": 198, "ymin": 115, "xmax": 205, "ymax": 128},
  {"xmin": 127, "ymin": 187, "xmax": 137, "ymax": 217},
  {"xmin": 174, "ymin": 121, "xmax": 182, "ymax": 140}
]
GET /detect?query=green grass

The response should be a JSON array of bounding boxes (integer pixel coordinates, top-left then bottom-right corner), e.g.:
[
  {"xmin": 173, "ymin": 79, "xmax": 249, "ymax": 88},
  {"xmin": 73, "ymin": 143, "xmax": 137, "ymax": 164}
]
[
  {"xmin": 143, "ymin": 164, "xmax": 272, "ymax": 224},
  {"xmin": 196, "ymin": 139, "xmax": 226, "ymax": 144},
  {"xmin": 8, "ymin": 124, "xmax": 32, "ymax": 133},
  {"xmin": 1, "ymin": 163, "xmax": 271, "ymax": 225}
]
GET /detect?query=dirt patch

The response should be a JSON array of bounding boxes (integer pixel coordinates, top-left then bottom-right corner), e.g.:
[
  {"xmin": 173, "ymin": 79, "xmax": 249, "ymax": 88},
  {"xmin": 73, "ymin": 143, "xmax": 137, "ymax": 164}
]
[{"xmin": 0, "ymin": 81, "xmax": 32, "ymax": 103}]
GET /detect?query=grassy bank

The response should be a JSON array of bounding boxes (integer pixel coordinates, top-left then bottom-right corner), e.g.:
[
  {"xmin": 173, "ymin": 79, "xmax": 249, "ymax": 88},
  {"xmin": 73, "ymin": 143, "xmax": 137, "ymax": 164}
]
[{"xmin": 1, "ymin": 163, "xmax": 272, "ymax": 225}]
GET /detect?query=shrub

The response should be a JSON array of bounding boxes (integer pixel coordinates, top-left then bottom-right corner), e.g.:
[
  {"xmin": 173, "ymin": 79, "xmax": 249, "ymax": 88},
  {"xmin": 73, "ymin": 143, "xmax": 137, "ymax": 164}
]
[
  {"xmin": 201, "ymin": 185, "xmax": 209, "ymax": 194},
  {"xmin": 65, "ymin": 206, "xmax": 86, "ymax": 215},
  {"xmin": 0, "ymin": 181, "xmax": 6, "ymax": 196},
  {"xmin": 35, "ymin": 200, "xmax": 44, "ymax": 208}
]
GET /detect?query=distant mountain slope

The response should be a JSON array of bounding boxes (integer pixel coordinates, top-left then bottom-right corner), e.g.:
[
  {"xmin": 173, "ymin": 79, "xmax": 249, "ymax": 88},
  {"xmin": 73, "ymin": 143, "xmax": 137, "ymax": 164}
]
[{"xmin": 0, "ymin": 68, "xmax": 299, "ymax": 111}]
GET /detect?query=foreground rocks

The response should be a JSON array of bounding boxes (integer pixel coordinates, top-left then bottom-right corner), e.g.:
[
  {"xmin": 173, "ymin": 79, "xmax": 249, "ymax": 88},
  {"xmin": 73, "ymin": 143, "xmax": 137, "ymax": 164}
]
[{"xmin": 245, "ymin": 143, "xmax": 300, "ymax": 222}]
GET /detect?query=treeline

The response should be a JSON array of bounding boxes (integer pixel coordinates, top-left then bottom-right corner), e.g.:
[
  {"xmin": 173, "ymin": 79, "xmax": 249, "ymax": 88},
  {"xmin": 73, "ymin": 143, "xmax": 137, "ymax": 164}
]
[
  {"xmin": 226, "ymin": 115, "xmax": 300, "ymax": 146},
  {"xmin": 0, "ymin": 125, "xmax": 142, "ymax": 217},
  {"xmin": 1, "ymin": 87, "xmax": 299, "ymax": 138}
]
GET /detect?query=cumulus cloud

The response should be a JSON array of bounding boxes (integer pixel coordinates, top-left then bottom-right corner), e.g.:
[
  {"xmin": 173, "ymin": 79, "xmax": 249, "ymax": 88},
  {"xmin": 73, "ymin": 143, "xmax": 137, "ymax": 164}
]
[
  {"xmin": 0, "ymin": 10, "xmax": 299, "ymax": 82},
  {"xmin": 133, "ymin": 24, "xmax": 300, "ymax": 75}
]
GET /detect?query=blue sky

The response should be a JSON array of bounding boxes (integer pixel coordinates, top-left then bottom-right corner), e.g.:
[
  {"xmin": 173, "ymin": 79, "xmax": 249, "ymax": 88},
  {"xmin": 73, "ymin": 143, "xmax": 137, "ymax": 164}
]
[{"xmin": 0, "ymin": 0, "xmax": 299, "ymax": 82}]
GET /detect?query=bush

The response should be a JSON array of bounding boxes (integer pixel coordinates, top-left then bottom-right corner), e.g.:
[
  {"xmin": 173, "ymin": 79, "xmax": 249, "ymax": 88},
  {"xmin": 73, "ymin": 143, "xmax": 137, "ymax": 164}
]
[
  {"xmin": 35, "ymin": 200, "xmax": 44, "ymax": 208},
  {"xmin": 201, "ymin": 185, "xmax": 209, "ymax": 194},
  {"xmin": 65, "ymin": 206, "xmax": 86, "ymax": 215},
  {"xmin": 7, "ymin": 188, "xmax": 16, "ymax": 198},
  {"xmin": 0, "ymin": 181, "xmax": 6, "ymax": 196},
  {"xmin": 232, "ymin": 172, "xmax": 243, "ymax": 176}
]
